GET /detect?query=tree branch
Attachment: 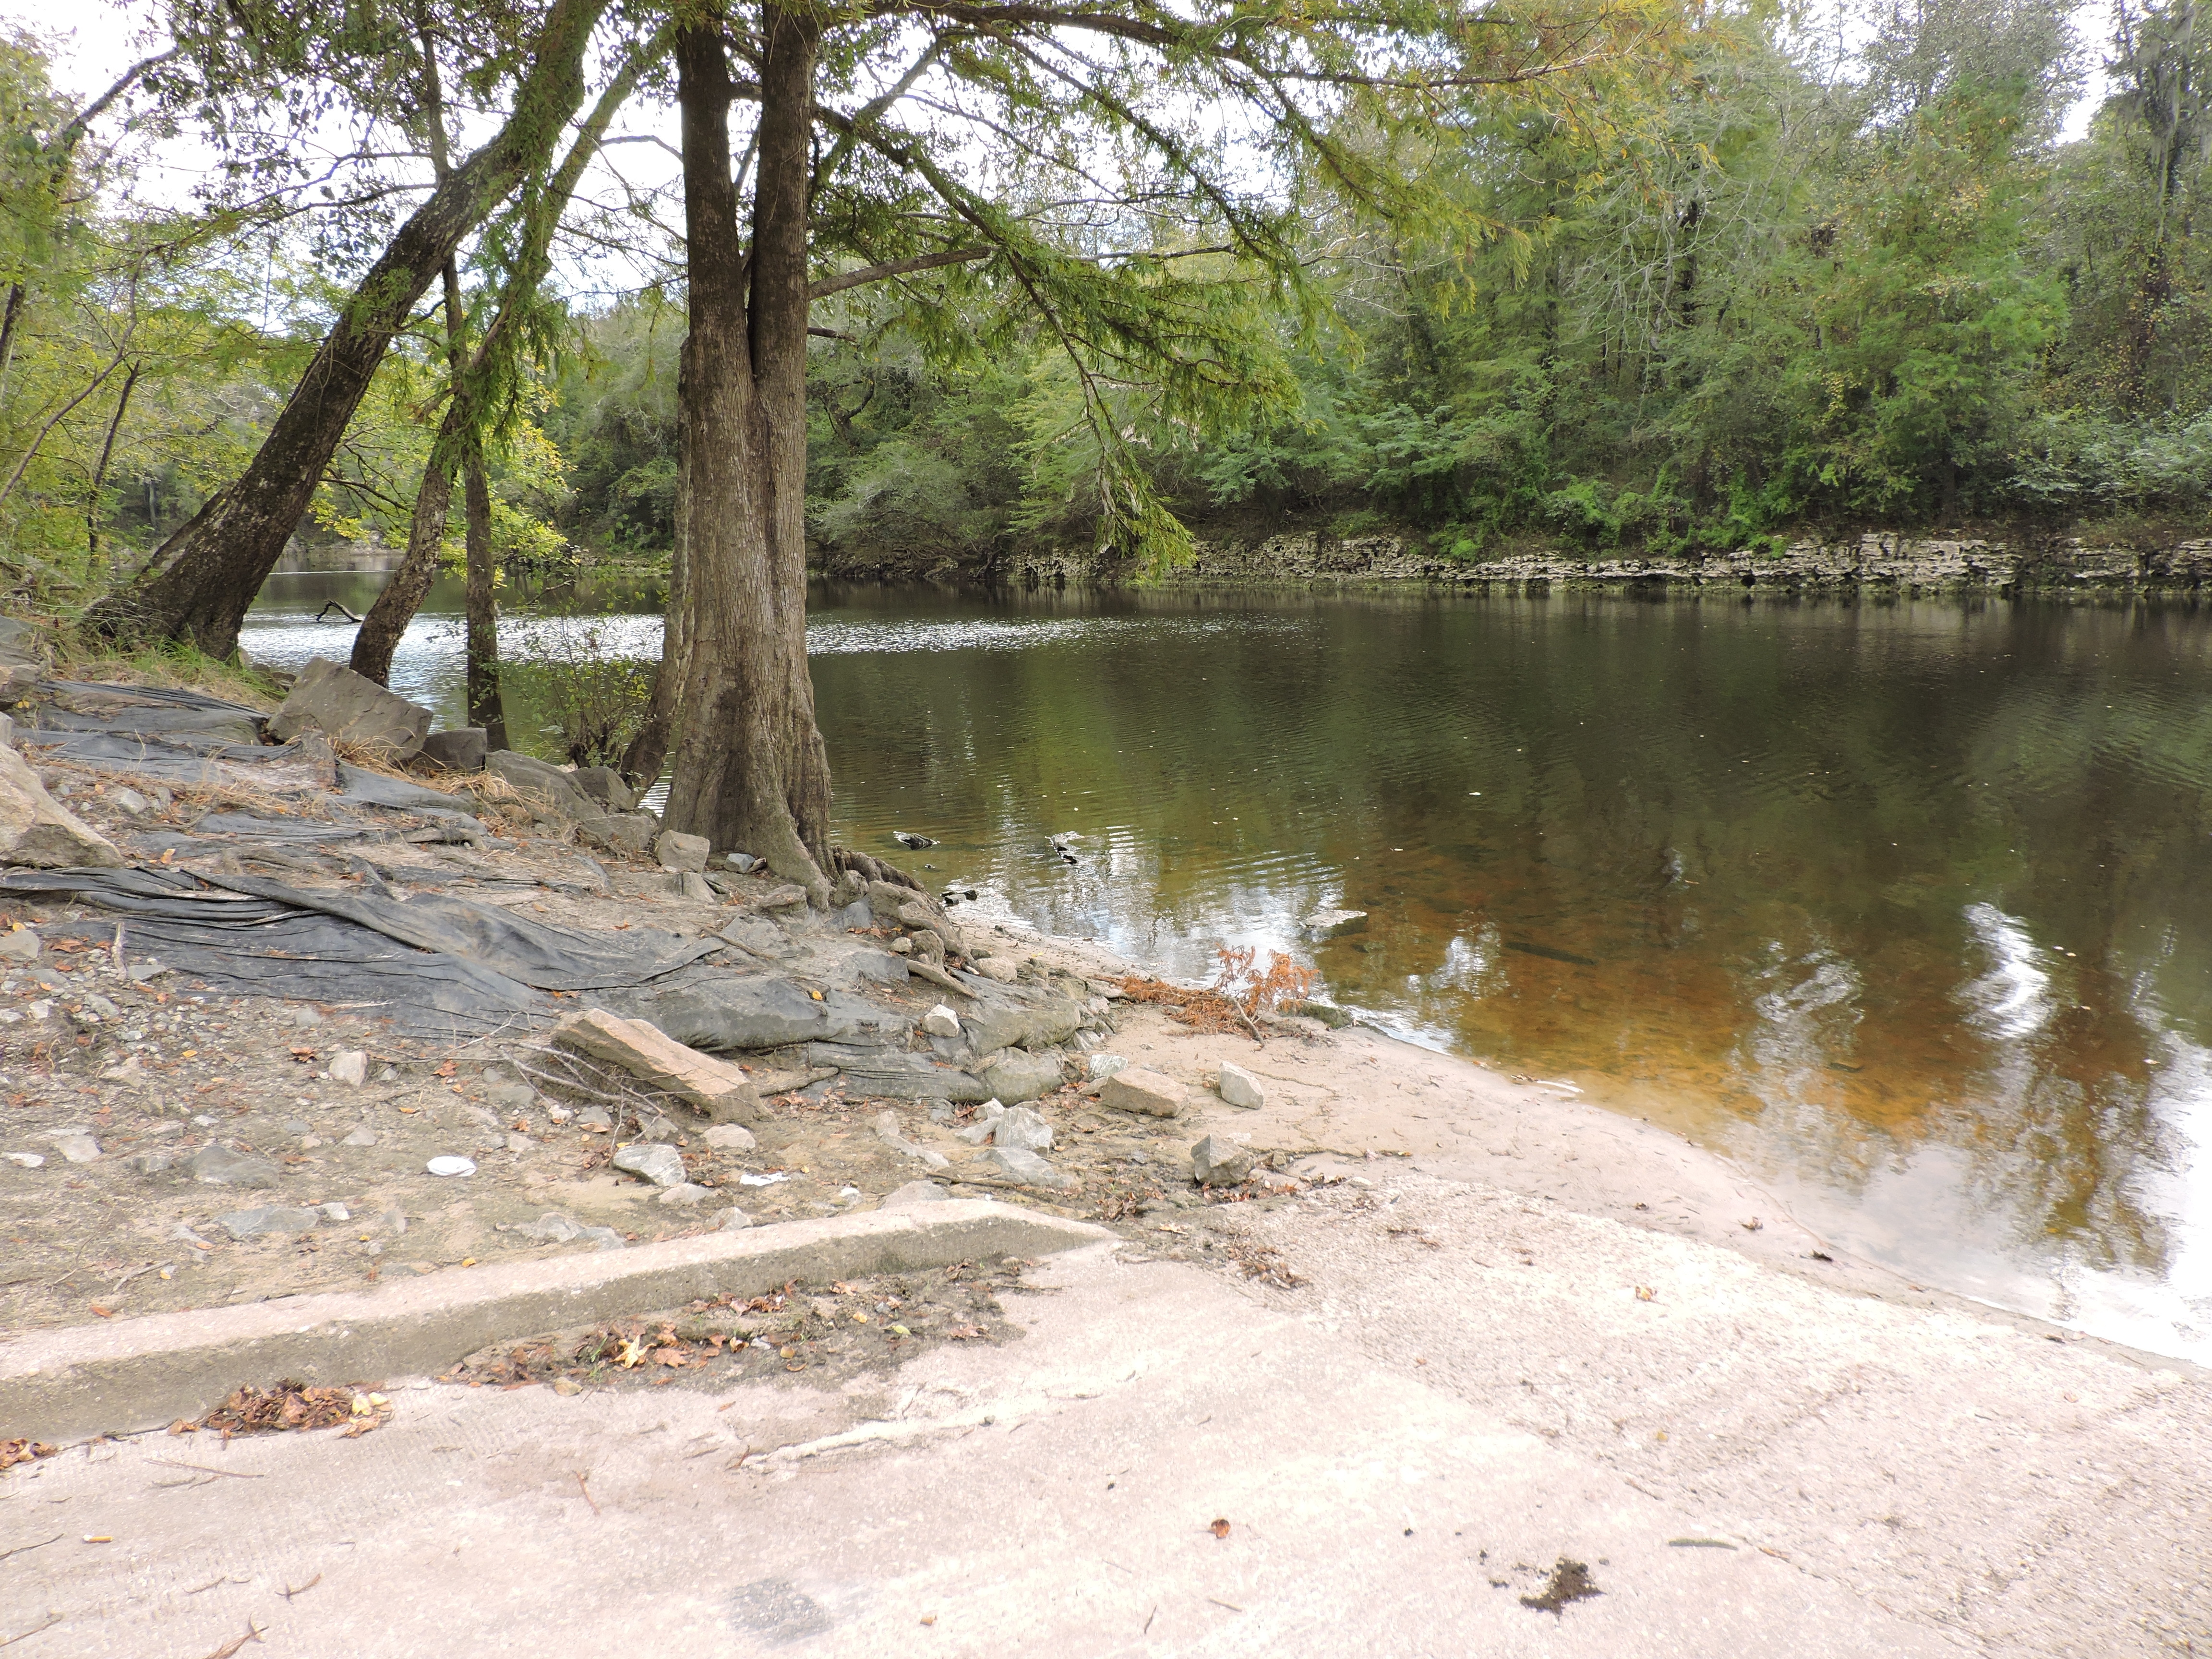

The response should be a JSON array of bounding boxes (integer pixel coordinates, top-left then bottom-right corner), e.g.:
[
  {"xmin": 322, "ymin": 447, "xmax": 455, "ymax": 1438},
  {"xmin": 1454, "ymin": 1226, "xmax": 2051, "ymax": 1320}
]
[{"xmin": 808, "ymin": 246, "xmax": 991, "ymax": 299}]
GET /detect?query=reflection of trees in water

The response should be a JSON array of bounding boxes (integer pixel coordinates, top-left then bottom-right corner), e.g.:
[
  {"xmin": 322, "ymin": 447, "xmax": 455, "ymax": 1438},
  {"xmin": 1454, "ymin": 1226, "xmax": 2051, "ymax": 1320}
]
[{"xmin": 801, "ymin": 587, "xmax": 2212, "ymax": 1274}]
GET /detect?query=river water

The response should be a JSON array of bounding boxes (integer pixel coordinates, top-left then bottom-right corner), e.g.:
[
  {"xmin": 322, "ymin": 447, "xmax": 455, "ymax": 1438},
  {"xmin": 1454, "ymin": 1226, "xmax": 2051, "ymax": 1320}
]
[{"xmin": 242, "ymin": 573, "xmax": 2212, "ymax": 1363}]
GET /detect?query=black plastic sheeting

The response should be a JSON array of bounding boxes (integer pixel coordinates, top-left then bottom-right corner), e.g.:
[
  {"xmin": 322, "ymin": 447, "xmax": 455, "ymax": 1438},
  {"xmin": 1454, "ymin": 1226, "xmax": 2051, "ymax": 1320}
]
[{"xmin": 0, "ymin": 866, "xmax": 727, "ymax": 1036}]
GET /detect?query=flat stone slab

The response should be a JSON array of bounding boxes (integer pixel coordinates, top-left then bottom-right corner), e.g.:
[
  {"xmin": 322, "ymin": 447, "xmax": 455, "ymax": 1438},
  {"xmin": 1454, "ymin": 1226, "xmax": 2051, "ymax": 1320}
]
[
  {"xmin": 551, "ymin": 1007, "xmax": 762, "ymax": 1124},
  {"xmin": 0, "ymin": 1201, "xmax": 1109, "ymax": 1444},
  {"xmin": 1098, "ymin": 1066, "xmax": 1187, "ymax": 1118}
]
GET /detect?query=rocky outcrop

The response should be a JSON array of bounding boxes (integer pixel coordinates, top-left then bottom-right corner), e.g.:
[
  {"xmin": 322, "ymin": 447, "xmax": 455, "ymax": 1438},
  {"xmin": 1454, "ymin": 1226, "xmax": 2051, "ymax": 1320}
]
[{"xmin": 1000, "ymin": 530, "xmax": 2212, "ymax": 593}]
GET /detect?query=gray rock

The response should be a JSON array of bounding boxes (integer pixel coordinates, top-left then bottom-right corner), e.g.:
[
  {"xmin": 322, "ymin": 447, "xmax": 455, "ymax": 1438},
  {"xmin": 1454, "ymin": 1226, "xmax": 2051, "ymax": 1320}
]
[
  {"xmin": 111, "ymin": 786, "xmax": 152, "ymax": 817},
  {"xmin": 481, "ymin": 1079, "xmax": 536, "ymax": 1110},
  {"xmin": 962, "ymin": 998, "xmax": 1084, "ymax": 1057},
  {"xmin": 266, "ymin": 657, "xmax": 432, "ymax": 759},
  {"xmin": 880, "ymin": 1180, "xmax": 951, "ymax": 1209},
  {"xmin": 486, "ymin": 749, "xmax": 598, "ymax": 820},
  {"xmin": 378, "ymin": 1206, "xmax": 407, "ymax": 1235},
  {"xmin": 0, "ymin": 925, "xmax": 37, "ymax": 962},
  {"xmin": 724, "ymin": 852, "xmax": 761, "ymax": 874},
  {"xmin": 703, "ymin": 1122, "xmax": 758, "ymax": 1152},
  {"xmin": 921, "ymin": 1003, "xmax": 962, "ymax": 1039},
  {"xmin": 979, "ymin": 1048, "xmax": 1064, "ymax": 1104},
  {"xmin": 218, "ymin": 1205, "xmax": 322, "ymax": 1240},
  {"xmin": 1088, "ymin": 1052, "xmax": 1130, "ymax": 1081},
  {"xmin": 1303, "ymin": 907, "xmax": 1369, "ymax": 938},
  {"xmin": 719, "ymin": 1207, "xmax": 754, "ymax": 1231},
  {"xmin": 578, "ymin": 1106, "xmax": 613, "ymax": 1129},
  {"xmin": 579, "ymin": 1225, "xmax": 626, "ymax": 1250},
  {"xmin": 1217, "ymin": 1061, "xmax": 1266, "ymax": 1110},
  {"xmin": 328, "ymin": 1050, "xmax": 368, "ymax": 1087},
  {"xmin": 806, "ymin": 1042, "xmax": 991, "ymax": 1102},
  {"xmin": 0, "ymin": 745, "xmax": 124, "ymax": 869},
  {"xmin": 123, "ymin": 1149, "xmax": 176, "ymax": 1176},
  {"xmin": 611, "ymin": 1141, "xmax": 688, "ymax": 1188},
  {"xmin": 680, "ymin": 871, "xmax": 715, "ymax": 902},
  {"xmin": 656, "ymin": 1181, "xmax": 715, "ymax": 1207},
  {"xmin": 717, "ymin": 916, "xmax": 795, "ymax": 960},
  {"xmin": 0, "ymin": 711, "xmax": 12, "ymax": 745},
  {"xmin": 974, "ymin": 957, "xmax": 1019, "ymax": 983},
  {"xmin": 910, "ymin": 929, "xmax": 946, "ymax": 966},
  {"xmin": 757, "ymin": 884, "xmax": 808, "ymax": 910},
  {"xmin": 927, "ymin": 1098, "xmax": 956, "ymax": 1123},
  {"xmin": 578, "ymin": 811, "xmax": 658, "ymax": 856},
  {"xmin": 992, "ymin": 1105, "xmax": 1054, "ymax": 1154},
  {"xmin": 980, "ymin": 1145, "xmax": 1076, "ymax": 1189},
  {"xmin": 573, "ymin": 766, "xmax": 635, "ymax": 811},
  {"xmin": 632, "ymin": 977, "xmax": 910, "ymax": 1052},
  {"xmin": 340, "ymin": 1125, "xmax": 376, "ymax": 1147},
  {"xmin": 322, "ymin": 1202, "xmax": 350, "ymax": 1222},
  {"xmin": 189, "ymin": 1145, "xmax": 281, "ymax": 1187},
  {"xmin": 517, "ymin": 1212, "xmax": 582, "ymax": 1244},
  {"xmin": 655, "ymin": 830, "xmax": 710, "ymax": 873},
  {"xmin": 417, "ymin": 727, "xmax": 487, "ymax": 772},
  {"xmin": 49, "ymin": 1132, "xmax": 100, "ymax": 1164},
  {"xmin": 1191, "ymin": 1134, "xmax": 1254, "ymax": 1187}
]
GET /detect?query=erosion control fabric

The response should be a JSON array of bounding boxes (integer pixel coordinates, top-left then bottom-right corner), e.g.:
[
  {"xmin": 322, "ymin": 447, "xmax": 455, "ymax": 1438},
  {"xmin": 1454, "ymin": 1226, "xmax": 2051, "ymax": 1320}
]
[{"xmin": 0, "ymin": 866, "xmax": 724, "ymax": 1036}]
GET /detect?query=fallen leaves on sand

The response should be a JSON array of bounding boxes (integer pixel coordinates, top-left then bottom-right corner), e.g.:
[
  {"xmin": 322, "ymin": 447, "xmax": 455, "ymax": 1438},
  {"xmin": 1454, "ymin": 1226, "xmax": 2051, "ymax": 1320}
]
[
  {"xmin": 1634, "ymin": 1285, "xmax": 1657, "ymax": 1301},
  {"xmin": 1222, "ymin": 1240, "xmax": 1308, "ymax": 1288},
  {"xmin": 173, "ymin": 1382, "xmax": 390, "ymax": 1440},
  {"xmin": 1210, "ymin": 1518, "xmax": 1232, "ymax": 1539},
  {"xmin": 0, "ymin": 1440, "xmax": 58, "ymax": 1470}
]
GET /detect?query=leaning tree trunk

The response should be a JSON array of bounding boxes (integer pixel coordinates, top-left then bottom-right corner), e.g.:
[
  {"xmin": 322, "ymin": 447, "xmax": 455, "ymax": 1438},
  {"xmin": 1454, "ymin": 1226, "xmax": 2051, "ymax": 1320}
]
[
  {"xmin": 83, "ymin": 0, "xmax": 606, "ymax": 657},
  {"xmin": 350, "ymin": 56, "xmax": 649, "ymax": 692},
  {"xmin": 659, "ymin": 14, "xmax": 833, "ymax": 899},
  {"xmin": 461, "ymin": 442, "xmax": 508, "ymax": 747},
  {"xmin": 352, "ymin": 253, "xmax": 469, "ymax": 687},
  {"xmin": 350, "ymin": 440, "xmax": 455, "ymax": 685}
]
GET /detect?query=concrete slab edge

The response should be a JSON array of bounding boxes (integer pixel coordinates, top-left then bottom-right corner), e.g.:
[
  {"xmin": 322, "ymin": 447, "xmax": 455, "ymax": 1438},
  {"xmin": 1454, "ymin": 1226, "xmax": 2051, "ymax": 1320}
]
[{"xmin": 0, "ymin": 1201, "xmax": 1108, "ymax": 1445}]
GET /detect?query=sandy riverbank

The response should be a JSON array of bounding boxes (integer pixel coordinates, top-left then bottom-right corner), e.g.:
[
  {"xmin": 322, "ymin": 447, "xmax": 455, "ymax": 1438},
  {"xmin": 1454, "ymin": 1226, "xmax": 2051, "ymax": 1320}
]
[{"xmin": 3, "ymin": 664, "xmax": 2208, "ymax": 1655}]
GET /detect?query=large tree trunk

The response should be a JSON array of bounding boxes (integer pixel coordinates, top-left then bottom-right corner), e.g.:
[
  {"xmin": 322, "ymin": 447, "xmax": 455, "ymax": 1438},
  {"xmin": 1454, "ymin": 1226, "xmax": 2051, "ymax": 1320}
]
[
  {"xmin": 461, "ymin": 442, "xmax": 508, "ymax": 746},
  {"xmin": 83, "ymin": 0, "xmax": 606, "ymax": 657},
  {"xmin": 660, "ymin": 14, "xmax": 833, "ymax": 899}
]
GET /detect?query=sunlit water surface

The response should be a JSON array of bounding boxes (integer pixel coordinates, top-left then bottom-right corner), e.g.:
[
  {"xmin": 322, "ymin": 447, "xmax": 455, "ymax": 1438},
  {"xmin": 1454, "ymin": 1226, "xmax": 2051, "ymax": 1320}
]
[{"xmin": 244, "ymin": 573, "xmax": 2212, "ymax": 1363}]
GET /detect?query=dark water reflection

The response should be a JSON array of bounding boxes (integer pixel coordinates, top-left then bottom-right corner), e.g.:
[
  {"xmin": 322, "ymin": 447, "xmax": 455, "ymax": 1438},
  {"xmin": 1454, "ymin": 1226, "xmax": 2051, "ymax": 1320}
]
[{"xmin": 243, "ymin": 575, "xmax": 2212, "ymax": 1360}]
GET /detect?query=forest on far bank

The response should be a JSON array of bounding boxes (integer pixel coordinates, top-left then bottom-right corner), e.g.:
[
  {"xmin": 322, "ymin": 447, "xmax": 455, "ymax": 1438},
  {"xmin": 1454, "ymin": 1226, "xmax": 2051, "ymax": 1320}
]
[{"xmin": 6, "ymin": 0, "xmax": 2212, "ymax": 605}]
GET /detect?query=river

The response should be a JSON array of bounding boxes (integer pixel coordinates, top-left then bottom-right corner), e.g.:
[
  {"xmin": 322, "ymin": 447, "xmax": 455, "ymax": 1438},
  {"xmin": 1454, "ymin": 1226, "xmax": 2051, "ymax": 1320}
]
[{"xmin": 242, "ymin": 571, "xmax": 2212, "ymax": 1364}]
